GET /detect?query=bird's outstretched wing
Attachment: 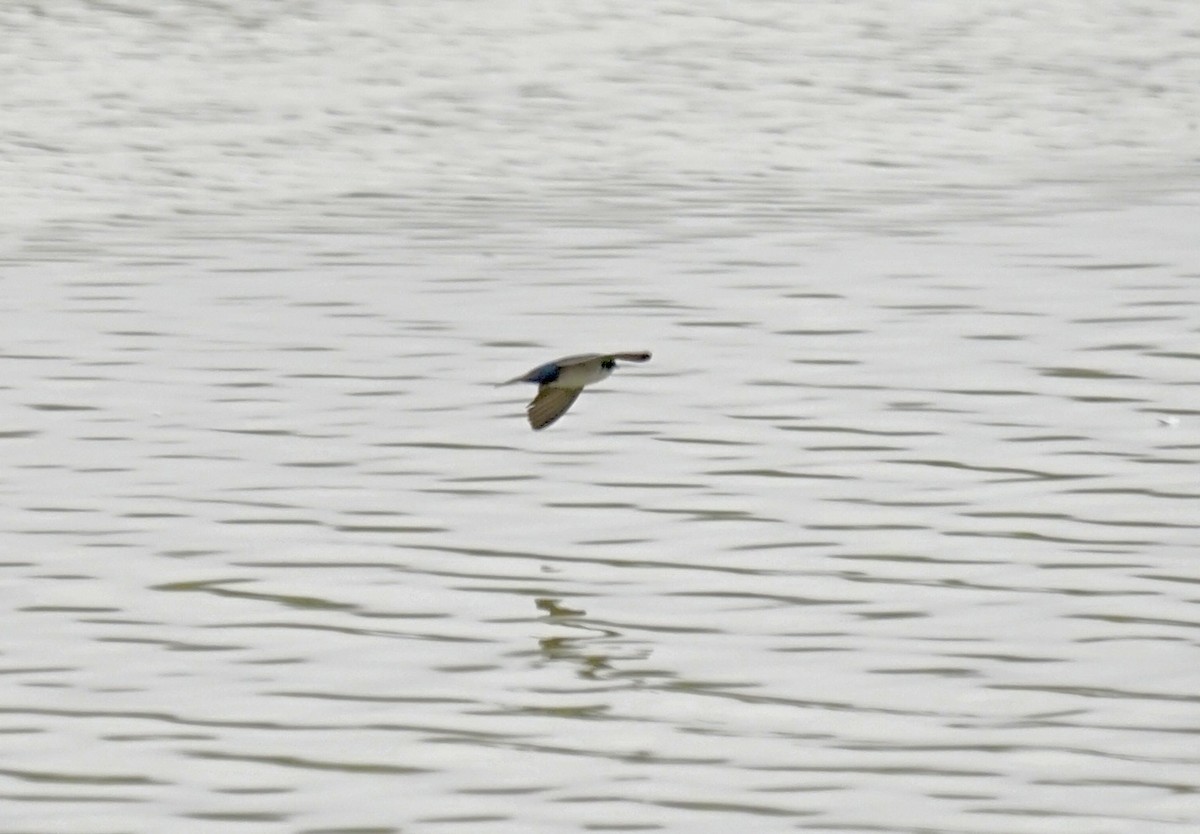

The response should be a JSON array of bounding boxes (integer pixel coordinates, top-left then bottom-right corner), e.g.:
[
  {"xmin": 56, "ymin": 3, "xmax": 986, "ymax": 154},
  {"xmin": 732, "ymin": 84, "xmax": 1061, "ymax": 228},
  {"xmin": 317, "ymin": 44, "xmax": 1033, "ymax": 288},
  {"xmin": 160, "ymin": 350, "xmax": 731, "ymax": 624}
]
[
  {"xmin": 499, "ymin": 351, "xmax": 650, "ymax": 386},
  {"xmin": 527, "ymin": 387, "xmax": 582, "ymax": 430}
]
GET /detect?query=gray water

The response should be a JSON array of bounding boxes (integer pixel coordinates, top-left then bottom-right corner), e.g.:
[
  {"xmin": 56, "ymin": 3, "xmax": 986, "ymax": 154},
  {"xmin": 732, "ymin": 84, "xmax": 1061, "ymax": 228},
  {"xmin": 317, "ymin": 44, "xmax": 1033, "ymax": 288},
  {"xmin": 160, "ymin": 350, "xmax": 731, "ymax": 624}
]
[{"xmin": 2, "ymin": 2, "xmax": 1199, "ymax": 833}]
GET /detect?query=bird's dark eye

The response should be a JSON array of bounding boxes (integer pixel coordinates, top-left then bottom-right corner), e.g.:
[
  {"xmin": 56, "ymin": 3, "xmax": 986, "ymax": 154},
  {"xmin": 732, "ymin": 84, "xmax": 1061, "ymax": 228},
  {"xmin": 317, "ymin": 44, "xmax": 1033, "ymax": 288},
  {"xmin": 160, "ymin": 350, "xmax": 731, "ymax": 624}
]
[{"xmin": 601, "ymin": 359, "xmax": 615, "ymax": 369}]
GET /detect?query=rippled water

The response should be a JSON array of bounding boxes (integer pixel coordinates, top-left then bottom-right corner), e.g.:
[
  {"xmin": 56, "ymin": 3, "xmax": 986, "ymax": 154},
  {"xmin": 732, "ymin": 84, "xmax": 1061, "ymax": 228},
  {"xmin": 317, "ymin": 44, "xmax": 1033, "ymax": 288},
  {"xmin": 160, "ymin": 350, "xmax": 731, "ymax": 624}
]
[{"xmin": 3, "ymin": 2, "xmax": 1199, "ymax": 833}]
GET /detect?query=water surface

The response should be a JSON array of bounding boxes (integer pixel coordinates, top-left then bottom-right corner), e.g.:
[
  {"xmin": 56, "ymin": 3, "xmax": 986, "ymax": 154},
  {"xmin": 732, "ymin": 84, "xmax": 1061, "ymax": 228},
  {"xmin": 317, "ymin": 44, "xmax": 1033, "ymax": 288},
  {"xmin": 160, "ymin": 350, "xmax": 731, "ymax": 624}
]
[{"xmin": 2, "ymin": 2, "xmax": 1199, "ymax": 833}]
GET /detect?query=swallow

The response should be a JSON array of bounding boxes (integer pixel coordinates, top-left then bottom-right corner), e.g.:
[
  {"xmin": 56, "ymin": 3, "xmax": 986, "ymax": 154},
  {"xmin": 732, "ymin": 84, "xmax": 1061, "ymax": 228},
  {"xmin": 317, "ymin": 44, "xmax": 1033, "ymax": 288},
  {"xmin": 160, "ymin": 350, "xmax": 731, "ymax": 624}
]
[{"xmin": 499, "ymin": 351, "xmax": 652, "ymax": 430}]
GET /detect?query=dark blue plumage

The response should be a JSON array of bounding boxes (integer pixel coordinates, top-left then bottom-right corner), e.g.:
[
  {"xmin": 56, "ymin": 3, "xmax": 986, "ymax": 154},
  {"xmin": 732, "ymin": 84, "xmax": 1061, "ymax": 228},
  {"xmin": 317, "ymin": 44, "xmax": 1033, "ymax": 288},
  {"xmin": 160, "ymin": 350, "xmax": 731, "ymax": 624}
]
[{"xmin": 523, "ymin": 362, "xmax": 561, "ymax": 385}]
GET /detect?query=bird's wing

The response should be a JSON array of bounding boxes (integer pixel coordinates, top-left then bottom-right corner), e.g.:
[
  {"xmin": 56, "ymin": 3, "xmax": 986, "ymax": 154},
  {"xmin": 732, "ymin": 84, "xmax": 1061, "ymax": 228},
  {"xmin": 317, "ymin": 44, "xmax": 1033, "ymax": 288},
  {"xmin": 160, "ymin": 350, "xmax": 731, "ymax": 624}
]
[
  {"xmin": 499, "ymin": 351, "xmax": 649, "ymax": 386},
  {"xmin": 551, "ymin": 353, "xmax": 603, "ymax": 367},
  {"xmin": 527, "ymin": 386, "xmax": 582, "ymax": 430}
]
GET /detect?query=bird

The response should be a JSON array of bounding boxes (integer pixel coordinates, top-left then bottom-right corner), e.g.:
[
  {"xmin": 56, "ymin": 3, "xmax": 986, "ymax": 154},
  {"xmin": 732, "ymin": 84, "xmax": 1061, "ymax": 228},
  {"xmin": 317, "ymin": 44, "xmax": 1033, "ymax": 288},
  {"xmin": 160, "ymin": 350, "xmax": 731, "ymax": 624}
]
[{"xmin": 499, "ymin": 351, "xmax": 652, "ymax": 430}]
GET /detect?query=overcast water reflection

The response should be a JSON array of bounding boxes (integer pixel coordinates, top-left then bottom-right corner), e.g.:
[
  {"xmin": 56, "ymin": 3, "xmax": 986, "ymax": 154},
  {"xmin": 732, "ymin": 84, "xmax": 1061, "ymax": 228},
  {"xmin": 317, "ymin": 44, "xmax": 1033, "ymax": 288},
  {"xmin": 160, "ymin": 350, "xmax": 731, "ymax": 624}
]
[{"xmin": 2, "ymin": 2, "xmax": 1199, "ymax": 833}]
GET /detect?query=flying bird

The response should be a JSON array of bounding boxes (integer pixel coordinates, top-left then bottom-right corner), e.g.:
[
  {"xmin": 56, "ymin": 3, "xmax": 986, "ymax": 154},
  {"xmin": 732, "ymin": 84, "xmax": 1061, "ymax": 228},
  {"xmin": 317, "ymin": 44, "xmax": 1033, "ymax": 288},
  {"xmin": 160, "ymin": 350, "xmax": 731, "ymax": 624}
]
[{"xmin": 499, "ymin": 351, "xmax": 652, "ymax": 430}]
